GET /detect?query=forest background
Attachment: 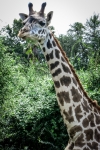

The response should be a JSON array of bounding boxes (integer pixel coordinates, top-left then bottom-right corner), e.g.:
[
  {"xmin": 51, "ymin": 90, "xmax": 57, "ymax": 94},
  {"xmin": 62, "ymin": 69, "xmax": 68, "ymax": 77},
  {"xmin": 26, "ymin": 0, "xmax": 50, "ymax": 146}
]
[{"xmin": 0, "ymin": 14, "xmax": 100, "ymax": 150}]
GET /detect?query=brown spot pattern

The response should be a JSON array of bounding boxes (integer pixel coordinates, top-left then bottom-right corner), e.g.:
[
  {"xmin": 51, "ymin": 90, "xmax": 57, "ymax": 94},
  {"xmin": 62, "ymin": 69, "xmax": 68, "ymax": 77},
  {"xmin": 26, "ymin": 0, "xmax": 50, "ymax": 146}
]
[
  {"xmin": 78, "ymin": 87, "xmax": 82, "ymax": 94},
  {"xmin": 87, "ymin": 142, "xmax": 98, "ymax": 149},
  {"xmin": 55, "ymin": 49, "xmax": 60, "ymax": 59},
  {"xmin": 60, "ymin": 76, "xmax": 71, "ymax": 87},
  {"xmin": 52, "ymin": 40, "xmax": 56, "ymax": 47},
  {"xmin": 82, "ymin": 103, "xmax": 89, "ymax": 113},
  {"xmin": 95, "ymin": 114, "xmax": 100, "ymax": 124},
  {"xmin": 95, "ymin": 128, "xmax": 100, "ymax": 142},
  {"xmin": 63, "ymin": 107, "xmax": 74, "ymax": 123},
  {"xmin": 84, "ymin": 112, "xmax": 86, "ymax": 115},
  {"xmin": 84, "ymin": 129, "xmax": 93, "ymax": 141},
  {"xmin": 52, "ymin": 68, "xmax": 62, "ymax": 77},
  {"xmin": 61, "ymin": 56, "xmax": 66, "ymax": 62},
  {"xmin": 47, "ymin": 39, "xmax": 52, "ymax": 49},
  {"xmin": 38, "ymin": 30, "xmax": 42, "ymax": 34},
  {"xmin": 57, "ymin": 91, "xmax": 70, "ymax": 106},
  {"xmin": 50, "ymin": 61, "xmax": 59, "ymax": 70},
  {"xmin": 41, "ymin": 29, "xmax": 45, "ymax": 34},
  {"xmin": 61, "ymin": 63, "xmax": 71, "ymax": 73},
  {"xmin": 69, "ymin": 125, "xmax": 82, "ymax": 139},
  {"xmin": 75, "ymin": 133, "xmax": 84, "ymax": 147},
  {"xmin": 68, "ymin": 142, "xmax": 74, "ymax": 149},
  {"xmin": 75, "ymin": 105, "xmax": 83, "ymax": 122},
  {"xmin": 57, "ymin": 92, "xmax": 64, "ymax": 106},
  {"xmin": 49, "ymin": 51, "xmax": 53, "ymax": 59},
  {"xmin": 94, "ymin": 107, "xmax": 98, "ymax": 114},
  {"xmin": 72, "ymin": 77, "xmax": 77, "ymax": 86},
  {"xmin": 87, "ymin": 113, "xmax": 95, "ymax": 127},
  {"xmin": 63, "ymin": 91, "xmax": 70, "ymax": 103},
  {"xmin": 82, "ymin": 98, "xmax": 91, "ymax": 113},
  {"xmin": 46, "ymin": 50, "xmax": 53, "ymax": 61},
  {"xmin": 82, "ymin": 118, "xmax": 89, "ymax": 128},
  {"xmin": 71, "ymin": 86, "xmax": 82, "ymax": 102},
  {"xmin": 54, "ymin": 81, "xmax": 60, "ymax": 88},
  {"xmin": 97, "ymin": 126, "xmax": 100, "ymax": 131}
]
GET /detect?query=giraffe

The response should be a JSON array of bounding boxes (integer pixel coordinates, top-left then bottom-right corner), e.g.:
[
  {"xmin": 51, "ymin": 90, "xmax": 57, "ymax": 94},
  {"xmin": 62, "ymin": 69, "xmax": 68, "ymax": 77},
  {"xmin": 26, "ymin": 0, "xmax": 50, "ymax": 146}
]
[{"xmin": 18, "ymin": 2, "xmax": 100, "ymax": 150}]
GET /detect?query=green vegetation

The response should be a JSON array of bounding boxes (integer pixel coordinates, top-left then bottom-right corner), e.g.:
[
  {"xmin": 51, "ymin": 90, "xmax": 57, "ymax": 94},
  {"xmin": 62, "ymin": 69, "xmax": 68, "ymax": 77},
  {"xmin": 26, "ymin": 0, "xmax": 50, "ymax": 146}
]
[{"xmin": 0, "ymin": 14, "xmax": 100, "ymax": 150}]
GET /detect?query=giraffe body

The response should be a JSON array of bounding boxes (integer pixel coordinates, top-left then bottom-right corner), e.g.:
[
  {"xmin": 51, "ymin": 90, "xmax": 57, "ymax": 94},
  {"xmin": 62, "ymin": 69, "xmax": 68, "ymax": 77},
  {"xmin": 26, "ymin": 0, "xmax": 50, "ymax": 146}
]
[{"xmin": 18, "ymin": 2, "xmax": 100, "ymax": 149}]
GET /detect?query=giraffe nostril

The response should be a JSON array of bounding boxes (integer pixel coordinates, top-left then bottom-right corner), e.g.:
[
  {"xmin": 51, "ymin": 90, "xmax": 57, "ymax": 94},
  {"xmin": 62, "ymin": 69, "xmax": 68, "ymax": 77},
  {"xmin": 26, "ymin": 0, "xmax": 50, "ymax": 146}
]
[{"xmin": 20, "ymin": 28, "xmax": 28, "ymax": 33}]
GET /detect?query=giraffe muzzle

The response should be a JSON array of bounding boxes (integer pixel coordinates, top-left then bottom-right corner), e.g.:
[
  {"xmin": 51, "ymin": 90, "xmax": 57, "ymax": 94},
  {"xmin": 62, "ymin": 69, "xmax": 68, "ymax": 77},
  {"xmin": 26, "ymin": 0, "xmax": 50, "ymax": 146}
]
[
  {"xmin": 18, "ymin": 29, "xmax": 28, "ymax": 39},
  {"xmin": 18, "ymin": 30, "xmax": 23, "ymax": 38}
]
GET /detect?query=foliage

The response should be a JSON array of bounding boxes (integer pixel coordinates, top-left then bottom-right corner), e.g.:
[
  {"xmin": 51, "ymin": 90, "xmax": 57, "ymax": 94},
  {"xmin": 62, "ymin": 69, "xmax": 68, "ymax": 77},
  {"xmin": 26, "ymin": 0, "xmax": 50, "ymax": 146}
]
[
  {"xmin": 77, "ymin": 66, "xmax": 100, "ymax": 104},
  {"xmin": 85, "ymin": 14, "xmax": 100, "ymax": 66},
  {"xmin": 59, "ymin": 14, "xmax": 100, "ymax": 70},
  {"xmin": 0, "ymin": 39, "xmax": 14, "ymax": 104},
  {"xmin": 0, "ymin": 59, "xmax": 68, "ymax": 150},
  {"xmin": 59, "ymin": 22, "xmax": 88, "ymax": 70}
]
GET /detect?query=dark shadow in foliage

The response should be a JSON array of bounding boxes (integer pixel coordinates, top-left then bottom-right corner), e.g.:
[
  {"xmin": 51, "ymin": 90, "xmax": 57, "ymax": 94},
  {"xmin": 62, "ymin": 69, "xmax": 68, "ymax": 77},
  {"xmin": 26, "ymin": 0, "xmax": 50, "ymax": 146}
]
[{"xmin": 0, "ymin": 103, "xmax": 68, "ymax": 150}]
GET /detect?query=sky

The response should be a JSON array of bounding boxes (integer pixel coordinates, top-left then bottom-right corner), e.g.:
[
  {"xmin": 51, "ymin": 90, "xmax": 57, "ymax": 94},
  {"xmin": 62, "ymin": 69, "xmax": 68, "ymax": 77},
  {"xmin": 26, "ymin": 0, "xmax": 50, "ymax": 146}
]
[{"xmin": 0, "ymin": 0, "xmax": 100, "ymax": 35}]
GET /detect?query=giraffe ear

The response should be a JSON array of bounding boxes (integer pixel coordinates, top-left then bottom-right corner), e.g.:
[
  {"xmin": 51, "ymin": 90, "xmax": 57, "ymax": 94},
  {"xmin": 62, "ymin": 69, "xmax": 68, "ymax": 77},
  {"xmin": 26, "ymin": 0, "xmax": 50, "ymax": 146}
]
[
  {"xmin": 19, "ymin": 13, "xmax": 28, "ymax": 21},
  {"xmin": 46, "ymin": 11, "xmax": 53, "ymax": 26}
]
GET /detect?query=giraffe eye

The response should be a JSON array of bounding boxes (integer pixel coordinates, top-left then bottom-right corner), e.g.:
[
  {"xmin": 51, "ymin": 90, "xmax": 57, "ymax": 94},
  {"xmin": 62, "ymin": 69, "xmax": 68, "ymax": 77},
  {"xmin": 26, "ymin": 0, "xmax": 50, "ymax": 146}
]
[{"xmin": 39, "ymin": 21, "xmax": 45, "ymax": 26}]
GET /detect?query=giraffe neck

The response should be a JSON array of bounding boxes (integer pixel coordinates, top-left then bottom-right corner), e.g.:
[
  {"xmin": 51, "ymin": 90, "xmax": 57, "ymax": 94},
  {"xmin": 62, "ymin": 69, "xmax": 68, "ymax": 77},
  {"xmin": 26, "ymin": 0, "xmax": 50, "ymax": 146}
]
[
  {"xmin": 41, "ymin": 31, "xmax": 83, "ymax": 128},
  {"xmin": 39, "ymin": 31, "xmax": 100, "ymax": 149}
]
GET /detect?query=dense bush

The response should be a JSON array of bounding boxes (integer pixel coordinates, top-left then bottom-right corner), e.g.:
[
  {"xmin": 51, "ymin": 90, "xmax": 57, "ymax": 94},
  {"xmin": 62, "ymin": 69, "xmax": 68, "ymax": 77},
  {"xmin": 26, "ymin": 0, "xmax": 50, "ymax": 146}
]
[
  {"xmin": 77, "ymin": 67, "xmax": 100, "ymax": 105},
  {"xmin": 0, "ymin": 40, "xmax": 11, "ymax": 103},
  {"xmin": 0, "ymin": 54, "xmax": 68, "ymax": 150}
]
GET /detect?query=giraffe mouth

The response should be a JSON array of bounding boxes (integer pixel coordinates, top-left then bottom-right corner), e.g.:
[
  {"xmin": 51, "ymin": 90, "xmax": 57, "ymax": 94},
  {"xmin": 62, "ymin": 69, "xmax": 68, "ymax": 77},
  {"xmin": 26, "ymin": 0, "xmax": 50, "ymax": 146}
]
[
  {"xmin": 22, "ymin": 36, "xmax": 26, "ymax": 40},
  {"xmin": 18, "ymin": 31, "xmax": 27, "ymax": 39}
]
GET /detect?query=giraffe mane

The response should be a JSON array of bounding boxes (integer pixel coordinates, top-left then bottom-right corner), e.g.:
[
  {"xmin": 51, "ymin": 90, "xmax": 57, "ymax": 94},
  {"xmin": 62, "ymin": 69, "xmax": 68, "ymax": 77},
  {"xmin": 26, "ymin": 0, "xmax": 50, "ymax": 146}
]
[{"xmin": 52, "ymin": 34, "xmax": 100, "ymax": 111}]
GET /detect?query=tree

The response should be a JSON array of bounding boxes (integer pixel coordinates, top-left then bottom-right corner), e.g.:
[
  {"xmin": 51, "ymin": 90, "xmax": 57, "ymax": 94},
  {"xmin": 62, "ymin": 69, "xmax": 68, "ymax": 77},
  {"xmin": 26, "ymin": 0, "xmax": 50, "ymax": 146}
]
[
  {"xmin": 58, "ymin": 34, "xmax": 75, "ymax": 58},
  {"xmin": 0, "ymin": 19, "xmax": 27, "ymax": 64},
  {"xmin": 69, "ymin": 22, "xmax": 89, "ymax": 69},
  {"xmin": 85, "ymin": 14, "xmax": 100, "ymax": 66},
  {"xmin": 59, "ymin": 22, "xmax": 88, "ymax": 69}
]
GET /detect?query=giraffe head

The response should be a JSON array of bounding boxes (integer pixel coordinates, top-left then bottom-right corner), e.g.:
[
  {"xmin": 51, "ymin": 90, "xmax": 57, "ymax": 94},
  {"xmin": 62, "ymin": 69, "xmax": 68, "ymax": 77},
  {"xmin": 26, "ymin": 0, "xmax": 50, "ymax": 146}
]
[{"xmin": 18, "ymin": 2, "xmax": 53, "ymax": 41}]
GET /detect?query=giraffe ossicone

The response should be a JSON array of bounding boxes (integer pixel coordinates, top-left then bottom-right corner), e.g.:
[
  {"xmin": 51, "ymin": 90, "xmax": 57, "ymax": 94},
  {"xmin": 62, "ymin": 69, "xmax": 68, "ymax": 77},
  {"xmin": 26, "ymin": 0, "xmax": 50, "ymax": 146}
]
[{"xmin": 18, "ymin": 2, "xmax": 100, "ymax": 150}]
